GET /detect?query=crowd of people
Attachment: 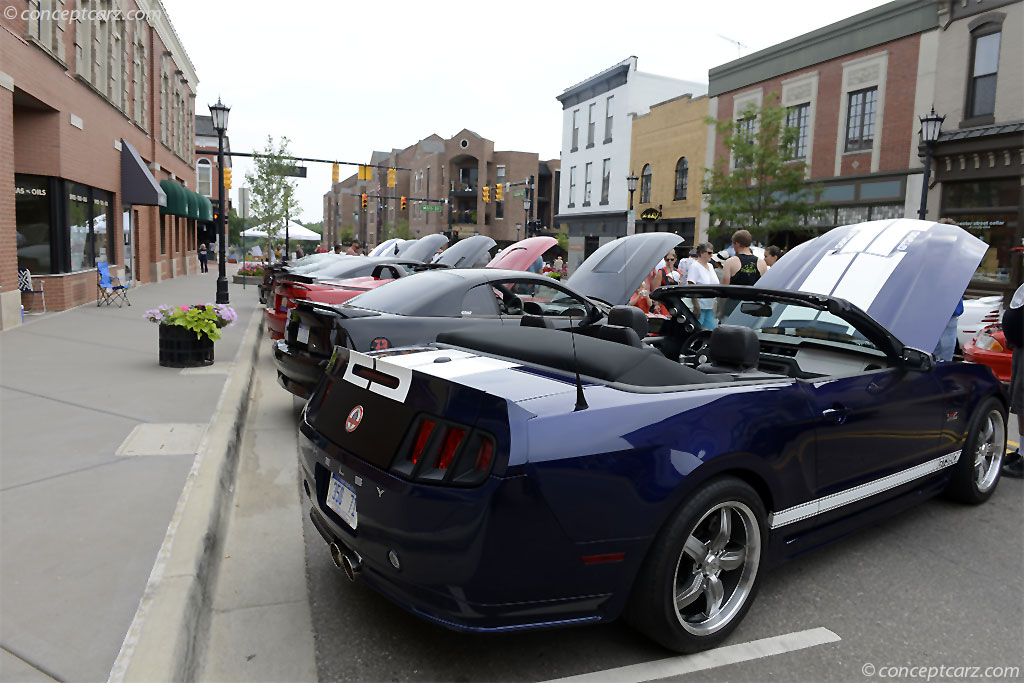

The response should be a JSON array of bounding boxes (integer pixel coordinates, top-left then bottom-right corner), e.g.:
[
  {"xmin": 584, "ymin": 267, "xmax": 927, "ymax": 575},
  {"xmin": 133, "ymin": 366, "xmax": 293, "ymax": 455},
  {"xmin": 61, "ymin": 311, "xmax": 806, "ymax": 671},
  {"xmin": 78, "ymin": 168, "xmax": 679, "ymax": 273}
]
[{"xmin": 630, "ymin": 229, "xmax": 782, "ymax": 324}]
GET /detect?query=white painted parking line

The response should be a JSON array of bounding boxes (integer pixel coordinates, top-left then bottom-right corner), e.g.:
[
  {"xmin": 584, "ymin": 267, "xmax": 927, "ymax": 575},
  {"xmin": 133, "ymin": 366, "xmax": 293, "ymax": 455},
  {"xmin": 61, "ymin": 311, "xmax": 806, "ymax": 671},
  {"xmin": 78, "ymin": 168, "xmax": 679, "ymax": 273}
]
[{"xmin": 543, "ymin": 627, "xmax": 841, "ymax": 683}]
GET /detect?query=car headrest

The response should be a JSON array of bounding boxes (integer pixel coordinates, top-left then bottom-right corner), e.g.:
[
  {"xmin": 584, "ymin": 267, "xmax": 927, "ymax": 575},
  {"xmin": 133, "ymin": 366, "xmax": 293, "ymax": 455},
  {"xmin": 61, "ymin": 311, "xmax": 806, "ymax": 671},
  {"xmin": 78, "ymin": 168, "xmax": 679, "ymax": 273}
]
[
  {"xmin": 520, "ymin": 314, "xmax": 553, "ymax": 328},
  {"xmin": 607, "ymin": 305, "xmax": 649, "ymax": 338},
  {"xmin": 595, "ymin": 324, "xmax": 643, "ymax": 348},
  {"xmin": 707, "ymin": 325, "xmax": 760, "ymax": 370}
]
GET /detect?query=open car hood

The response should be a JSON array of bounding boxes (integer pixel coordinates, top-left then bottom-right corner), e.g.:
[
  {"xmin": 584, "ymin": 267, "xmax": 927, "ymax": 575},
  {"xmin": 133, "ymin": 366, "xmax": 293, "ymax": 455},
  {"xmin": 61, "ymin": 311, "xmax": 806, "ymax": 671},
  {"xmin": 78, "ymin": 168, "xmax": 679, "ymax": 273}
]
[
  {"xmin": 289, "ymin": 254, "xmax": 355, "ymax": 275},
  {"xmin": 436, "ymin": 235, "xmax": 496, "ymax": 268},
  {"xmin": 487, "ymin": 236, "xmax": 557, "ymax": 271},
  {"xmin": 401, "ymin": 234, "xmax": 449, "ymax": 263},
  {"xmin": 566, "ymin": 232, "xmax": 683, "ymax": 306},
  {"xmin": 370, "ymin": 238, "xmax": 406, "ymax": 257},
  {"xmin": 757, "ymin": 218, "xmax": 987, "ymax": 352}
]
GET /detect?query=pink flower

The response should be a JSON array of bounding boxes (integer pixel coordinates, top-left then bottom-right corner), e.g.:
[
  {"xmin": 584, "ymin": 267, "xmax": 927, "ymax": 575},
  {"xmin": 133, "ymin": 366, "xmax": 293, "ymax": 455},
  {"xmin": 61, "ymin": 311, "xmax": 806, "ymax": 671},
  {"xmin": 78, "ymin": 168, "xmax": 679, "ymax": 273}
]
[{"xmin": 180, "ymin": 305, "xmax": 189, "ymax": 311}]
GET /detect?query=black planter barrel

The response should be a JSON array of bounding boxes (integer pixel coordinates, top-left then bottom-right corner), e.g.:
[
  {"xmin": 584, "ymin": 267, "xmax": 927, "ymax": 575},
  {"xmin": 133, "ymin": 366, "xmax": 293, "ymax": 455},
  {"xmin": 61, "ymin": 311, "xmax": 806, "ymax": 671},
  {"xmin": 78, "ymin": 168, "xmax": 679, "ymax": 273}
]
[{"xmin": 158, "ymin": 324, "xmax": 214, "ymax": 367}]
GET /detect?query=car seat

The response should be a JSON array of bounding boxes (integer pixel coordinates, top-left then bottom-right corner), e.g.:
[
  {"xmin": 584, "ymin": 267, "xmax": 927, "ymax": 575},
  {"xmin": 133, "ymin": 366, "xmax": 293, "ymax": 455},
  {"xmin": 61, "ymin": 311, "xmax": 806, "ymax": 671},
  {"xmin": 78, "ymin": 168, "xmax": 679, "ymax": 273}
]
[{"xmin": 696, "ymin": 325, "xmax": 761, "ymax": 375}]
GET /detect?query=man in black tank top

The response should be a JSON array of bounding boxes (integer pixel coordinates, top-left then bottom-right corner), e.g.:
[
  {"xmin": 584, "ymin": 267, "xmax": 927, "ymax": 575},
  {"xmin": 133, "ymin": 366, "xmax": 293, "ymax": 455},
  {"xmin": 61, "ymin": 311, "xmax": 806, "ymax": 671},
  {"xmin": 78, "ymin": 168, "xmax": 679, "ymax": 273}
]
[{"xmin": 721, "ymin": 229, "xmax": 767, "ymax": 286}]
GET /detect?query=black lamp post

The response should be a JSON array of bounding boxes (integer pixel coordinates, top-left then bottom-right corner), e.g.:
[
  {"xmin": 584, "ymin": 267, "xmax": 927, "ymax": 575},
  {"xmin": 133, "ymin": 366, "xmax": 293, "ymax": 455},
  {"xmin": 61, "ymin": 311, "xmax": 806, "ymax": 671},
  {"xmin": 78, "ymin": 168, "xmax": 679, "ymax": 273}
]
[
  {"xmin": 210, "ymin": 97, "xmax": 230, "ymax": 304},
  {"xmin": 523, "ymin": 197, "xmax": 532, "ymax": 236},
  {"xmin": 917, "ymin": 107, "xmax": 944, "ymax": 220},
  {"xmin": 626, "ymin": 173, "xmax": 638, "ymax": 235}
]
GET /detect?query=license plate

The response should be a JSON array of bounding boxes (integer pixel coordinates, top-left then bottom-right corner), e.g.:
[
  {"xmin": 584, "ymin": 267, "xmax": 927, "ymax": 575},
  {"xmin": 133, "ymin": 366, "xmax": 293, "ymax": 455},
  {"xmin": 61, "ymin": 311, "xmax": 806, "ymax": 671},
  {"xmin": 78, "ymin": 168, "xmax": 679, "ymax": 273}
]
[
  {"xmin": 296, "ymin": 324, "xmax": 309, "ymax": 345},
  {"xmin": 279, "ymin": 297, "xmax": 289, "ymax": 312},
  {"xmin": 326, "ymin": 473, "xmax": 357, "ymax": 529}
]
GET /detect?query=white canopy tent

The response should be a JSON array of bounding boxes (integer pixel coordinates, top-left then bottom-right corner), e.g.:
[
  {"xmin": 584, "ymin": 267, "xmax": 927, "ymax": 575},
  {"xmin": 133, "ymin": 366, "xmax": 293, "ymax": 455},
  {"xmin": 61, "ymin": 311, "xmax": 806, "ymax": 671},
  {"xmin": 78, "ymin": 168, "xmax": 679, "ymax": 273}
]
[{"xmin": 241, "ymin": 221, "xmax": 322, "ymax": 241}]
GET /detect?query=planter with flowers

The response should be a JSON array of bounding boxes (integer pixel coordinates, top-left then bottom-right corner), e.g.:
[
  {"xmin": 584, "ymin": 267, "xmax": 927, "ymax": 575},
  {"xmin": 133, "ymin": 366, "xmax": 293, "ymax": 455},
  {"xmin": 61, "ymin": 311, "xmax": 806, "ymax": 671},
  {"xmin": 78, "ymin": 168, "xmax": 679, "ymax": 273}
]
[
  {"xmin": 145, "ymin": 304, "xmax": 238, "ymax": 367},
  {"xmin": 233, "ymin": 263, "xmax": 266, "ymax": 286}
]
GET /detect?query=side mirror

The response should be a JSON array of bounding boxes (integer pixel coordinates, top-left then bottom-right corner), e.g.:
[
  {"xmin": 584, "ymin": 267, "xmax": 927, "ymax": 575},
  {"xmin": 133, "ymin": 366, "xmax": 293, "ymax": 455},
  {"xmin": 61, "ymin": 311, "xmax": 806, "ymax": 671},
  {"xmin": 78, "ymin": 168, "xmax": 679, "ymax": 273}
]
[{"xmin": 901, "ymin": 347, "xmax": 934, "ymax": 372}]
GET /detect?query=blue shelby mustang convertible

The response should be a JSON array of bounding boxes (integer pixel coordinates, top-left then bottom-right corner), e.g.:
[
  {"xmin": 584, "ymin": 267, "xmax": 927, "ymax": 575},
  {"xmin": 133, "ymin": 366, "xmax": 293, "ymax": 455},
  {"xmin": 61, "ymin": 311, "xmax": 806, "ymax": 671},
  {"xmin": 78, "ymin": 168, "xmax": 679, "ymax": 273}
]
[{"xmin": 298, "ymin": 219, "xmax": 1007, "ymax": 653}]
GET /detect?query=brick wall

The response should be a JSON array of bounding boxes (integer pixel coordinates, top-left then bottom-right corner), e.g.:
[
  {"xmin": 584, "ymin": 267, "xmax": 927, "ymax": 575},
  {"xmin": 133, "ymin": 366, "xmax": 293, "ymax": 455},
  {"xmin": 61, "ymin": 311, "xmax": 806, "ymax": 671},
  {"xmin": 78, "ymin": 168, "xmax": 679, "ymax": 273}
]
[{"xmin": 713, "ymin": 34, "xmax": 923, "ymax": 182}]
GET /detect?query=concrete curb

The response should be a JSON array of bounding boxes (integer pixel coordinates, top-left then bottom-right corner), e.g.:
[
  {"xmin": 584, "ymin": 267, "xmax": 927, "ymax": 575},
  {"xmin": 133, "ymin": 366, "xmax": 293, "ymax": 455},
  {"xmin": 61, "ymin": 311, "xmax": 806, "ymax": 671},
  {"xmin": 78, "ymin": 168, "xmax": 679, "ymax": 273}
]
[{"xmin": 107, "ymin": 309, "xmax": 264, "ymax": 683}]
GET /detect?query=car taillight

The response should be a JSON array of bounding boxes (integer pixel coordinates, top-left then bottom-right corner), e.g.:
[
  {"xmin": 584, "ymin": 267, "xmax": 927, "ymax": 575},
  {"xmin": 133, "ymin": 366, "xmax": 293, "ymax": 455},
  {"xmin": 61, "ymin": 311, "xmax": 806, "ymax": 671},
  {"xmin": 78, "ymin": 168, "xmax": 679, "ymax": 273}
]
[
  {"xmin": 975, "ymin": 332, "xmax": 1004, "ymax": 352},
  {"xmin": 392, "ymin": 416, "xmax": 496, "ymax": 486},
  {"xmin": 409, "ymin": 420, "xmax": 435, "ymax": 464}
]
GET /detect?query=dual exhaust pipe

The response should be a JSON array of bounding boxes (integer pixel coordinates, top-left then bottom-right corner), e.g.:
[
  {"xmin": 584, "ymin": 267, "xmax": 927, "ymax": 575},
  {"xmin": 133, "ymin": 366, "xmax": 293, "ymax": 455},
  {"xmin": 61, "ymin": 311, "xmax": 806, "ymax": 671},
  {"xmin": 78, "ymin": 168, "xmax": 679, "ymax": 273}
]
[{"xmin": 329, "ymin": 542, "xmax": 362, "ymax": 582}]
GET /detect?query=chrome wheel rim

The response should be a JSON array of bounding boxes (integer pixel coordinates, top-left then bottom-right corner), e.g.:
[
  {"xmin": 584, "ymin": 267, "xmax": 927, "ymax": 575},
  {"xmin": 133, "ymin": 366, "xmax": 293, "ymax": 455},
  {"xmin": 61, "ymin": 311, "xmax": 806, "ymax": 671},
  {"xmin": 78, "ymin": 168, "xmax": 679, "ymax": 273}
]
[
  {"xmin": 672, "ymin": 501, "xmax": 761, "ymax": 636},
  {"xmin": 974, "ymin": 410, "xmax": 1005, "ymax": 492}
]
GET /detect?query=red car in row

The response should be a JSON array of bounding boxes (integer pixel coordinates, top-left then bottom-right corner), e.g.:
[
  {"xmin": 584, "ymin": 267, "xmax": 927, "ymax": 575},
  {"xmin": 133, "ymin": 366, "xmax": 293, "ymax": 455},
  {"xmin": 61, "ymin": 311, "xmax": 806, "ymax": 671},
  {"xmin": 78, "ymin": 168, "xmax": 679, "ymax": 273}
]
[{"xmin": 266, "ymin": 235, "xmax": 557, "ymax": 339}]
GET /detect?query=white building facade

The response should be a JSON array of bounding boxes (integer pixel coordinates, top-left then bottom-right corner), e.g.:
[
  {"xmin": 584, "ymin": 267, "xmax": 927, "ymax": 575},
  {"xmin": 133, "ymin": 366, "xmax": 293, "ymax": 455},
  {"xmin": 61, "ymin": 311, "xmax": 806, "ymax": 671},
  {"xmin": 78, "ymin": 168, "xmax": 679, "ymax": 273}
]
[{"xmin": 555, "ymin": 57, "xmax": 706, "ymax": 271}]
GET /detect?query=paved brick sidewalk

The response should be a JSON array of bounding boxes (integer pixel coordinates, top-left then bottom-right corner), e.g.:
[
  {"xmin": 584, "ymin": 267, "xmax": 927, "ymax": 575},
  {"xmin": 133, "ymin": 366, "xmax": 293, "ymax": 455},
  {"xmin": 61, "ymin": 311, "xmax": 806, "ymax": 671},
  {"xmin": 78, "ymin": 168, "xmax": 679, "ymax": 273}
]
[{"xmin": 0, "ymin": 267, "xmax": 263, "ymax": 683}]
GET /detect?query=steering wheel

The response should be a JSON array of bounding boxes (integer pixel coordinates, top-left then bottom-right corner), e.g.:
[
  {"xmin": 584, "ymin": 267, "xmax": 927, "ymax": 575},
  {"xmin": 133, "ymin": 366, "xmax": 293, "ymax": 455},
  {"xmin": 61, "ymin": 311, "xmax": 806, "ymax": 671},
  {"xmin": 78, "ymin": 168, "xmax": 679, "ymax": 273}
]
[{"xmin": 682, "ymin": 329, "xmax": 713, "ymax": 358}]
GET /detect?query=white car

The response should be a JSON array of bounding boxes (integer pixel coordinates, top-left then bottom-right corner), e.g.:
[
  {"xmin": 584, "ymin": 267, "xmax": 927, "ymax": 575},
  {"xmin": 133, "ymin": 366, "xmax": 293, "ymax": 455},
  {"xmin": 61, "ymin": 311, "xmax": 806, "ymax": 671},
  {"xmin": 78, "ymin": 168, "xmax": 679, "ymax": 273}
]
[{"xmin": 957, "ymin": 295, "xmax": 1004, "ymax": 350}]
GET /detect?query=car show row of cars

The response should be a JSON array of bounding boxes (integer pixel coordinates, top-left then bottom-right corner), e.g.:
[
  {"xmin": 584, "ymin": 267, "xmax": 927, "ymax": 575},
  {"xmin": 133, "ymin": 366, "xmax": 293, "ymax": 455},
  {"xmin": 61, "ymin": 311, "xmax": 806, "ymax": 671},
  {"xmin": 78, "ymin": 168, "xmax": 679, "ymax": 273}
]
[{"xmin": 260, "ymin": 219, "xmax": 1011, "ymax": 653}]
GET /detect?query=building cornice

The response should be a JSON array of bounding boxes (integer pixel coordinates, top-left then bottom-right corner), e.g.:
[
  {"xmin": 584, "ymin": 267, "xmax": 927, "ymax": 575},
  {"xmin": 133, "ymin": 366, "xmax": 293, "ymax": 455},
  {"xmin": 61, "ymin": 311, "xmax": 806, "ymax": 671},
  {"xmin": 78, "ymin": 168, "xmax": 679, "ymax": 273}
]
[
  {"xmin": 142, "ymin": 0, "xmax": 199, "ymax": 90},
  {"xmin": 708, "ymin": 0, "xmax": 937, "ymax": 96}
]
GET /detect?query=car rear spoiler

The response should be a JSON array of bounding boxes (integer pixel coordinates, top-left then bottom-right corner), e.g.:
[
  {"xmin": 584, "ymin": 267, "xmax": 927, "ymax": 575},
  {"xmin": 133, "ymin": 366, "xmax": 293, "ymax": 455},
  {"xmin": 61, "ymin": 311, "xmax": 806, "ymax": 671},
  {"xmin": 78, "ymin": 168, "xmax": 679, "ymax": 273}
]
[{"xmin": 280, "ymin": 273, "xmax": 317, "ymax": 285}]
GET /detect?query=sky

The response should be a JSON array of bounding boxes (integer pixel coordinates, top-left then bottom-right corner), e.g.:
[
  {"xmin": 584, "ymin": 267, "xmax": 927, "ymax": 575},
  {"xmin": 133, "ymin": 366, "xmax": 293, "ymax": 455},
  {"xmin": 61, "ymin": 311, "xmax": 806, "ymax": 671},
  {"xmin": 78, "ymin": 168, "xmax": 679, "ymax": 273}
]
[{"xmin": 162, "ymin": 0, "xmax": 892, "ymax": 224}]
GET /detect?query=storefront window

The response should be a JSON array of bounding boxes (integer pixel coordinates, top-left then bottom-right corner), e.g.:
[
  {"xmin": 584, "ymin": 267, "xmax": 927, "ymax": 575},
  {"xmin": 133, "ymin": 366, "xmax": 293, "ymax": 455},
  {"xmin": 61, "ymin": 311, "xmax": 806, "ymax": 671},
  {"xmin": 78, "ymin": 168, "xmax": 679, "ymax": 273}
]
[
  {"xmin": 69, "ymin": 183, "xmax": 92, "ymax": 271},
  {"xmin": 15, "ymin": 175, "xmax": 52, "ymax": 274},
  {"xmin": 91, "ymin": 191, "xmax": 113, "ymax": 263},
  {"xmin": 943, "ymin": 180, "xmax": 1019, "ymax": 288}
]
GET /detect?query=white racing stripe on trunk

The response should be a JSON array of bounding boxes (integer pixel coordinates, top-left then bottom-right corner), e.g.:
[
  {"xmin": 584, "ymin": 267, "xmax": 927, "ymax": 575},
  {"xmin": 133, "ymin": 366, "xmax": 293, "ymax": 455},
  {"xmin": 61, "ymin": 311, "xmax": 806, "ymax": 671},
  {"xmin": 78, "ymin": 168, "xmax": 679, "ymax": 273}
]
[
  {"xmin": 542, "ymin": 628, "xmax": 841, "ymax": 683},
  {"xmin": 408, "ymin": 355, "xmax": 521, "ymax": 379},
  {"xmin": 377, "ymin": 348, "xmax": 478, "ymax": 368}
]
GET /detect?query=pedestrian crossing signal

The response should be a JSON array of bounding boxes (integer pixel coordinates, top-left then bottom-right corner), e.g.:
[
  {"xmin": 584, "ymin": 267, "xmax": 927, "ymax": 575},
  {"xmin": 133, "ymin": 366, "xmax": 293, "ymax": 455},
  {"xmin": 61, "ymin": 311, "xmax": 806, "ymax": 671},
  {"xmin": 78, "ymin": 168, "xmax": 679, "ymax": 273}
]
[
  {"xmin": 361, "ymin": 193, "xmax": 368, "ymax": 209},
  {"xmin": 400, "ymin": 196, "xmax": 407, "ymax": 211},
  {"xmin": 482, "ymin": 185, "xmax": 490, "ymax": 203}
]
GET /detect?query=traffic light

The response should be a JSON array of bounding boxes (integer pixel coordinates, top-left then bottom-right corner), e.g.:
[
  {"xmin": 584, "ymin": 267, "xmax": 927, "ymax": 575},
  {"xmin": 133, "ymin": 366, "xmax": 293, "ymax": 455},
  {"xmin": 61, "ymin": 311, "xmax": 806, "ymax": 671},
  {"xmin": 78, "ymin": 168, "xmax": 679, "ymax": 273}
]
[
  {"xmin": 494, "ymin": 183, "xmax": 503, "ymax": 201},
  {"xmin": 400, "ymin": 196, "xmax": 407, "ymax": 211},
  {"xmin": 482, "ymin": 185, "xmax": 490, "ymax": 203},
  {"xmin": 332, "ymin": 163, "xmax": 339, "ymax": 183},
  {"xmin": 223, "ymin": 168, "xmax": 232, "ymax": 189},
  {"xmin": 358, "ymin": 165, "xmax": 370, "ymax": 181},
  {"xmin": 361, "ymin": 193, "xmax": 368, "ymax": 209},
  {"xmin": 387, "ymin": 168, "xmax": 396, "ymax": 188}
]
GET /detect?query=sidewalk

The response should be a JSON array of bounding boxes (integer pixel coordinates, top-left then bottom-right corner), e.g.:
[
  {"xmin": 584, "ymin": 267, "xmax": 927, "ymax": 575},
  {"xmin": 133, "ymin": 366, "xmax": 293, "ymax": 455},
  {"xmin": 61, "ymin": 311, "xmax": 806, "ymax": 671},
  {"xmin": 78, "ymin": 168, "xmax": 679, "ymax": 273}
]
[{"xmin": 0, "ymin": 267, "xmax": 262, "ymax": 683}]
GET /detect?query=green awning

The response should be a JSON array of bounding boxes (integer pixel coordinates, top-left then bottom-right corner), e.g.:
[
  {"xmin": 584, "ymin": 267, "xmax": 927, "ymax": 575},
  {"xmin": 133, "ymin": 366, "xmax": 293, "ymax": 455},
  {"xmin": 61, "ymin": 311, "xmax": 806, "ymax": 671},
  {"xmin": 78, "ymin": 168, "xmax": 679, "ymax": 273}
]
[
  {"xmin": 184, "ymin": 189, "xmax": 200, "ymax": 219},
  {"xmin": 159, "ymin": 180, "xmax": 187, "ymax": 217},
  {"xmin": 198, "ymin": 194, "xmax": 214, "ymax": 222}
]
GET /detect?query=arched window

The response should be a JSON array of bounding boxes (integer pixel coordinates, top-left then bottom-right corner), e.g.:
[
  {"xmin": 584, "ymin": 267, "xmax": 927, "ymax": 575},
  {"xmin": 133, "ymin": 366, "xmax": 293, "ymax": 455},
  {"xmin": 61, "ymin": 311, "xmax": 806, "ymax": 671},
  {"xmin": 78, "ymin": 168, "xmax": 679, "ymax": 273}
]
[
  {"xmin": 197, "ymin": 159, "xmax": 212, "ymax": 197},
  {"xmin": 674, "ymin": 157, "xmax": 688, "ymax": 201},
  {"xmin": 640, "ymin": 164, "xmax": 652, "ymax": 204}
]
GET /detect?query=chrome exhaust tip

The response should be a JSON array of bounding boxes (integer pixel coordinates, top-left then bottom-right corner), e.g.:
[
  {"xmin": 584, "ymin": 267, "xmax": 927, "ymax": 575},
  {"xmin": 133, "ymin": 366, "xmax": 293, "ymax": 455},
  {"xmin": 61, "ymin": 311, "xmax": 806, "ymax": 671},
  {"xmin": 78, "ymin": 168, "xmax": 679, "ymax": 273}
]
[
  {"xmin": 341, "ymin": 554, "xmax": 357, "ymax": 582},
  {"xmin": 329, "ymin": 543, "xmax": 345, "ymax": 569}
]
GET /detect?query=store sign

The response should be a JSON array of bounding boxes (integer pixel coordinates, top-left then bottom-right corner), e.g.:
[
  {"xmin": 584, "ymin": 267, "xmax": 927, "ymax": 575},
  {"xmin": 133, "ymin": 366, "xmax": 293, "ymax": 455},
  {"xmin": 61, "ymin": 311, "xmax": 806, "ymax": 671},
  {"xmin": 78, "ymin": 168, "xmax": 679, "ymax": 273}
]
[
  {"xmin": 15, "ymin": 185, "xmax": 47, "ymax": 196},
  {"xmin": 640, "ymin": 208, "xmax": 662, "ymax": 221}
]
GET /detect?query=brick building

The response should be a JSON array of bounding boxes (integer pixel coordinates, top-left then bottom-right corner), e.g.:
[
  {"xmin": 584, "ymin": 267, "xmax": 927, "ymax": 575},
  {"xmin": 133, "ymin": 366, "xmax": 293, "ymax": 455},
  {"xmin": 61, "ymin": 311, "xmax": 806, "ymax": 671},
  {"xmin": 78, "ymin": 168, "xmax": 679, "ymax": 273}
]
[
  {"xmin": 195, "ymin": 113, "xmax": 230, "ymax": 248},
  {"xmin": 927, "ymin": 0, "xmax": 1023, "ymax": 297},
  {"xmin": 2, "ymin": 0, "xmax": 202, "ymax": 327},
  {"xmin": 705, "ymin": 0, "xmax": 939, "ymax": 247},
  {"xmin": 629, "ymin": 93, "xmax": 708, "ymax": 250},
  {"xmin": 323, "ymin": 130, "xmax": 557, "ymax": 250}
]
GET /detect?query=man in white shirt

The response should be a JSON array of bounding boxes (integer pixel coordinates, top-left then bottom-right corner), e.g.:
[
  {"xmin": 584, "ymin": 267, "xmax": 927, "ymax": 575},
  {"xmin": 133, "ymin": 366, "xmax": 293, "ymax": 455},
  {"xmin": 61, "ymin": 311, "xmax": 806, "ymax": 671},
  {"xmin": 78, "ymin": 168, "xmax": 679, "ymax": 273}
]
[{"xmin": 687, "ymin": 242, "xmax": 719, "ymax": 329}]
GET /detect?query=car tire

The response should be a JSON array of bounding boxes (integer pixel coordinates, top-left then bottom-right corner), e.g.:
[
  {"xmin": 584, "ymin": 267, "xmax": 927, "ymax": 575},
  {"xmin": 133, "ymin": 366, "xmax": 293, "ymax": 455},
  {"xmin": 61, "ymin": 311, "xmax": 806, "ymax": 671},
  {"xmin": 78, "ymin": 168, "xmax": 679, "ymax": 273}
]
[
  {"xmin": 945, "ymin": 397, "xmax": 1006, "ymax": 504},
  {"xmin": 626, "ymin": 476, "xmax": 766, "ymax": 653}
]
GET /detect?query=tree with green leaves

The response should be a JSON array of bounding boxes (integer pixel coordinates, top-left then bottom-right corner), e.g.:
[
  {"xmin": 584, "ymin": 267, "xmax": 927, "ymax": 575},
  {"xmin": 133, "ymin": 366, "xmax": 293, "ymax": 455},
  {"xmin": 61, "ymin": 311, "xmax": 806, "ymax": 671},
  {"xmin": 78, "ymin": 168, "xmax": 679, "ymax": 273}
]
[
  {"xmin": 244, "ymin": 136, "xmax": 301, "ymax": 258},
  {"xmin": 703, "ymin": 94, "xmax": 826, "ymax": 245}
]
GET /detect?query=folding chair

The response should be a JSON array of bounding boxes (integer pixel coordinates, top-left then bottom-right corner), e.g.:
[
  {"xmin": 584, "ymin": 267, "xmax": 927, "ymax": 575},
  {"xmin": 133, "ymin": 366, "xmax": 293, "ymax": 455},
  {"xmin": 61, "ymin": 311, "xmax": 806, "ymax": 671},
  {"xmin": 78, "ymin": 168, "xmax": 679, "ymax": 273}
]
[
  {"xmin": 96, "ymin": 261, "xmax": 131, "ymax": 307},
  {"xmin": 18, "ymin": 267, "xmax": 46, "ymax": 313}
]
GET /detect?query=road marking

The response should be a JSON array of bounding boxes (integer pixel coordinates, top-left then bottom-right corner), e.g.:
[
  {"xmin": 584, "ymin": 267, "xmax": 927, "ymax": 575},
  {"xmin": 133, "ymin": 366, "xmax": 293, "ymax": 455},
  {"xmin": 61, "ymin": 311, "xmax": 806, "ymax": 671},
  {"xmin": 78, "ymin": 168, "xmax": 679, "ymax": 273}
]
[{"xmin": 543, "ymin": 627, "xmax": 841, "ymax": 683}]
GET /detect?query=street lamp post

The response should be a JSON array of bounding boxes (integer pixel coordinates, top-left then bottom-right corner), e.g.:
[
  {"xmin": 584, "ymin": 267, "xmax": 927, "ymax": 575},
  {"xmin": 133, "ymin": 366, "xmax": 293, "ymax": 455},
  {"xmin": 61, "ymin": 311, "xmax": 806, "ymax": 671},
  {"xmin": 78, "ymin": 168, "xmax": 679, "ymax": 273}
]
[
  {"xmin": 515, "ymin": 222, "xmax": 522, "ymax": 241},
  {"xmin": 626, "ymin": 173, "xmax": 638, "ymax": 236},
  {"xmin": 209, "ymin": 97, "xmax": 230, "ymax": 304},
  {"xmin": 523, "ymin": 197, "xmax": 532, "ymax": 236},
  {"xmin": 917, "ymin": 107, "xmax": 945, "ymax": 221}
]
